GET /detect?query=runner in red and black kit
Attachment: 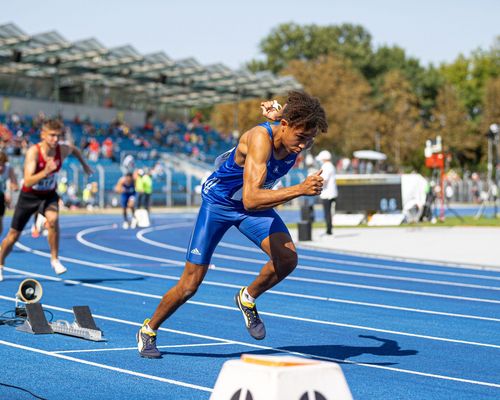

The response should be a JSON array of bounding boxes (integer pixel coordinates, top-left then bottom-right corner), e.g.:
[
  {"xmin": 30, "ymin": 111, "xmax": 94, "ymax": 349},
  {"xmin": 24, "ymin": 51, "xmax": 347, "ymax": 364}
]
[{"xmin": 0, "ymin": 119, "xmax": 92, "ymax": 281}]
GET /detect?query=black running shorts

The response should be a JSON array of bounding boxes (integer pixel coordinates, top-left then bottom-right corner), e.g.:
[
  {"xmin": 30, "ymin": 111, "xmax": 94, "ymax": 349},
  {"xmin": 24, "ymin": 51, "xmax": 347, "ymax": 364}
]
[
  {"xmin": 11, "ymin": 190, "xmax": 59, "ymax": 232},
  {"xmin": 0, "ymin": 192, "xmax": 5, "ymax": 217}
]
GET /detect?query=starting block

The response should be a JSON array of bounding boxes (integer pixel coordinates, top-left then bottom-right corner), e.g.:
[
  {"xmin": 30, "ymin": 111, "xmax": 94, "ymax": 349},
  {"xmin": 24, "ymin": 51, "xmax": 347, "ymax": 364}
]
[
  {"xmin": 134, "ymin": 209, "xmax": 151, "ymax": 227},
  {"xmin": 210, "ymin": 354, "xmax": 352, "ymax": 400},
  {"xmin": 17, "ymin": 304, "xmax": 105, "ymax": 341},
  {"xmin": 16, "ymin": 303, "xmax": 53, "ymax": 334}
]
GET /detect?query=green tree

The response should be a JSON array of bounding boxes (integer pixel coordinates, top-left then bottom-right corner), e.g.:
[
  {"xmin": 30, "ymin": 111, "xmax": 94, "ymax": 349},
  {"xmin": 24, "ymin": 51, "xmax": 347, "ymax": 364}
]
[
  {"xmin": 375, "ymin": 70, "xmax": 425, "ymax": 169},
  {"xmin": 248, "ymin": 23, "xmax": 373, "ymax": 75},
  {"xmin": 430, "ymin": 84, "xmax": 478, "ymax": 168},
  {"xmin": 282, "ymin": 55, "xmax": 376, "ymax": 156}
]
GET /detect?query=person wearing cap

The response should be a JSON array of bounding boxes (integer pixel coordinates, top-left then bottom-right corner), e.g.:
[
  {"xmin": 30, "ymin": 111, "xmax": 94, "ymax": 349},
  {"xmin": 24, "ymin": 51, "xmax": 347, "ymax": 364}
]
[{"xmin": 316, "ymin": 150, "xmax": 337, "ymax": 235}]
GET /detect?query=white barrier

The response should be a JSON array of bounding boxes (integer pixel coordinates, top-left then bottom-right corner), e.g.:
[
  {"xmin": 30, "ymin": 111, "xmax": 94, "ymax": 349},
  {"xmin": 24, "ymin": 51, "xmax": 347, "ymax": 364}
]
[
  {"xmin": 367, "ymin": 213, "xmax": 405, "ymax": 226},
  {"xmin": 134, "ymin": 209, "xmax": 150, "ymax": 228},
  {"xmin": 210, "ymin": 354, "xmax": 352, "ymax": 400},
  {"xmin": 332, "ymin": 213, "xmax": 365, "ymax": 226}
]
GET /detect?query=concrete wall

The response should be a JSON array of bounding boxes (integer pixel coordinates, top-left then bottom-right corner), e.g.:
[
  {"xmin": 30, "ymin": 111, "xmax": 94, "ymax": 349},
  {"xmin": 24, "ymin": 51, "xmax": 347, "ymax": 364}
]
[{"xmin": 1, "ymin": 96, "xmax": 145, "ymax": 126}]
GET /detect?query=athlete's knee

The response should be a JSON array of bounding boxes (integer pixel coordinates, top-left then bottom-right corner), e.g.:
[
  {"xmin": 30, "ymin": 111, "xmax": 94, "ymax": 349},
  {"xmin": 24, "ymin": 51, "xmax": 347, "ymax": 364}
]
[
  {"xmin": 177, "ymin": 273, "xmax": 204, "ymax": 300},
  {"xmin": 6, "ymin": 229, "xmax": 21, "ymax": 242},
  {"xmin": 273, "ymin": 250, "xmax": 298, "ymax": 276},
  {"xmin": 177, "ymin": 279, "xmax": 201, "ymax": 301},
  {"xmin": 45, "ymin": 218, "xmax": 59, "ymax": 230}
]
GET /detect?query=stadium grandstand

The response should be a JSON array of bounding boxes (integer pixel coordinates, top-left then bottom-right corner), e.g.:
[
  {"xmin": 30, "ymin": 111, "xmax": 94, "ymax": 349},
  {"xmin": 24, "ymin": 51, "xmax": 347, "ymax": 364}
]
[
  {"xmin": 0, "ymin": 23, "xmax": 306, "ymax": 209},
  {"xmin": 0, "ymin": 23, "xmax": 301, "ymax": 109}
]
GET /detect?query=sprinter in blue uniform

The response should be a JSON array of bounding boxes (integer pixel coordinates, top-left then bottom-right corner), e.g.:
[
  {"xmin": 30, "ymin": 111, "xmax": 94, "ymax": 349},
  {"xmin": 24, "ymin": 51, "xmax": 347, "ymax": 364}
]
[
  {"xmin": 137, "ymin": 91, "xmax": 328, "ymax": 358},
  {"xmin": 114, "ymin": 172, "xmax": 137, "ymax": 229}
]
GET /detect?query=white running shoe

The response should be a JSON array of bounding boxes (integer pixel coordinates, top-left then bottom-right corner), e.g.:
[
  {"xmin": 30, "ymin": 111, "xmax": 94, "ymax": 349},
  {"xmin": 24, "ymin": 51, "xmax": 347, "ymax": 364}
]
[
  {"xmin": 51, "ymin": 259, "xmax": 67, "ymax": 275},
  {"xmin": 122, "ymin": 221, "xmax": 129, "ymax": 230},
  {"xmin": 0, "ymin": 267, "xmax": 3, "ymax": 282},
  {"xmin": 130, "ymin": 218, "xmax": 138, "ymax": 229}
]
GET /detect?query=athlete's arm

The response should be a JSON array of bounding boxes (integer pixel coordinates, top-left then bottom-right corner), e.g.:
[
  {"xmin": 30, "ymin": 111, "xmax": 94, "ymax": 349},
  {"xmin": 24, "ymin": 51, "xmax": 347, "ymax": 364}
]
[
  {"xmin": 115, "ymin": 178, "xmax": 124, "ymax": 193},
  {"xmin": 242, "ymin": 129, "xmax": 323, "ymax": 211},
  {"xmin": 23, "ymin": 146, "xmax": 58, "ymax": 188},
  {"xmin": 260, "ymin": 100, "xmax": 283, "ymax": 121},
  {"xmin": 8, "ymin": 166, "xmax": 19, "ymax": 191},
  {"xmin": 62, "ymin": 144, "xmax": 93, "ymax": 175}
]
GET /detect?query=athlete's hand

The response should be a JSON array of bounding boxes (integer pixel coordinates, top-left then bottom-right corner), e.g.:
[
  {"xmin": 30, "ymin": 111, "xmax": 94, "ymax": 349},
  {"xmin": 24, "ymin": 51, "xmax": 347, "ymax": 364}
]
[
  {"xmin": 260, "ymin": 100, "xmax": 283, "ymax": 121},
  {"xmin": 43, "ymin": 157, "xmax": 58, "ymax": 176},
  {"xmin": 300, "ymin": 170, "xmax": 324, "ymax": 196}
]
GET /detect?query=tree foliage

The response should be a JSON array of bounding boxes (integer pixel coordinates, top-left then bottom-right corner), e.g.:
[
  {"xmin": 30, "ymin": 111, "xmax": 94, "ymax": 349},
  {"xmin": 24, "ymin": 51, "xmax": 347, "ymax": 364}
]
[{"xmin": 214, "ymin": 25, "xmax": 500, "ymax": 173}]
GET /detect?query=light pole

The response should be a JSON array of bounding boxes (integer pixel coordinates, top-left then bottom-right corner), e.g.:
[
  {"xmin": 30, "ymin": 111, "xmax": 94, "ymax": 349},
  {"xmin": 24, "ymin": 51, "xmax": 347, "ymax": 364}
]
[
  {"xmin": 487, "ymin": 123, "xmax": 499, "ymax": 183},
  {"xmin": 487, "ymin": 124, "xmax": 499, "ymax": 218}
]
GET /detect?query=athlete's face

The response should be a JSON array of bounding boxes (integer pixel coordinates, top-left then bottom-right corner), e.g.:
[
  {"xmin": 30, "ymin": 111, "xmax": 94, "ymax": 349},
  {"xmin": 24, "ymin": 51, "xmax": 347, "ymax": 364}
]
[
  {"xmin": 281, "ymin": 121, "xmax": 318, "ymax": 154},
  {"xmin": 41, "ymin": 128, "xmax": 63, "ymax": 148}
]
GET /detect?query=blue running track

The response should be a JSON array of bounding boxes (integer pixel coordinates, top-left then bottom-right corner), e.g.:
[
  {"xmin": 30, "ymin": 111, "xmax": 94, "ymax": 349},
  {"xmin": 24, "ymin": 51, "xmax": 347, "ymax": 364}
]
[{"xmin": 0, "ymin": 212, "xmax": 499, "ymax": 399}]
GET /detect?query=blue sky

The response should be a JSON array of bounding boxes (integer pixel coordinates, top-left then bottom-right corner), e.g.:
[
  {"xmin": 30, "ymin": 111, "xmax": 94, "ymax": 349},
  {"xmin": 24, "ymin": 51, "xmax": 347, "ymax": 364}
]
[{"xmin": 2, "ymin": 0, "xmax": 499, "ymax": 69}]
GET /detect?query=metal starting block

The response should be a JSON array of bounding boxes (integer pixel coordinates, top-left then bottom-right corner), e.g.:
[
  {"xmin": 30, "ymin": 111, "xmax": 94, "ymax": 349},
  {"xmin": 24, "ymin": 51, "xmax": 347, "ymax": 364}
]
[{"xmin": 16, "ymin": 304, "xmax": 105, "ymax": 342}]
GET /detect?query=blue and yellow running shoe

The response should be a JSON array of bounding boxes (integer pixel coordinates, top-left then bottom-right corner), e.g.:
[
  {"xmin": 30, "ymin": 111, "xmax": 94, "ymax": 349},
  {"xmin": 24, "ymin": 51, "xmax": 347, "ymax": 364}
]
[
  {"xmin": 235, "ymin": 287, "xmax": 266, "ymax": 340},
  {"xmin": 136, "ymin": 318, "xmax": 161, "ymax": 358}
]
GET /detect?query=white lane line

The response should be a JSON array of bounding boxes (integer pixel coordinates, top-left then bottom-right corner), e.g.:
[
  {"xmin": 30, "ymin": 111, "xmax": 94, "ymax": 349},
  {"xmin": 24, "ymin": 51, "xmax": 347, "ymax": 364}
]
[
  {"xmin": 0, "ymin": 339, "xmax": 212, "ymax": 392},
  {"xmin": 2, "ymin": 271, "xmax": 500, "ymax": 350},
  {"xmin": 140, "ymin": 223, "xmax": 500, "ymax": 280},
  {"xmin": 216, "ymin": 242, "xmax": 500, "ymax": 281},
  {"xmin": 53, "ymin": 342, "xmax": 231, "ymax": 354},
  {"xmin": 136, "ymin": 226, "xmax": 500, "ymax": 291},
  {"xmin": 76, "ymin": 224, "xmax": 500, "ymax": 292},
  {"xmin": 12, "ymin": 241, "xmax": 500, "ymax": 313},
  {"xmin": 0, "ymin": 297, "xmax": 498, "ymax": 389},
  {"xmin": 5, "ymin": 262, "xmax": 498, "ymax": 323}
]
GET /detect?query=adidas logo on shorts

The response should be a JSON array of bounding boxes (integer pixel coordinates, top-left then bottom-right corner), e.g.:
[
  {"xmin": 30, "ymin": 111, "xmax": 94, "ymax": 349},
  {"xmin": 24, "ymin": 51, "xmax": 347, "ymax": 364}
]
[{"xmin": 190, "ymin": 248, "xmax": 201, "ymax": 256}]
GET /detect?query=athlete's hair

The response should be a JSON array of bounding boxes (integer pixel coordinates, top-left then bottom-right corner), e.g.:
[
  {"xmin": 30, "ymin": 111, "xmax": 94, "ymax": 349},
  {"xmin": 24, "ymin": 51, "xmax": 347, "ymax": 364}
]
[
  {"xmin": 281, "ymin": 91, "xmax": 328, "ymax": 133},
  {"xmin": 0, "ymin": 151, "xmax": 8, "ymax": 164},
  {"xmin": 42, "ymin": 118, "xmax": 64, "ymax": 132}
]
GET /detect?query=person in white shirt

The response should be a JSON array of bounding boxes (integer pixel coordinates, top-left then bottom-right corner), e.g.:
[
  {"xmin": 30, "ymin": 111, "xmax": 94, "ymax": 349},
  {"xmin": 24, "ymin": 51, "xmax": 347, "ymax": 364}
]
[{"xmin": 316, "ymin": 150, "xmax": 337, "ymax": 235}]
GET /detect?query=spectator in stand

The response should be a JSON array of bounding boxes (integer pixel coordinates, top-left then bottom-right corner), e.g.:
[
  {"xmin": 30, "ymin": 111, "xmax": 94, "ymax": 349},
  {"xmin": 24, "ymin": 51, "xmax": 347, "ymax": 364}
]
[
  {"xmin": 121, "ymin": 154, "xmax": 135, "ymax": 175},
  {"xmin": 88, "ymin": 138, "xmax": 100, "ymax": 161},
  {"xmin": 102, "ymin": 137, "xmax": 115, "ymax": 161}
]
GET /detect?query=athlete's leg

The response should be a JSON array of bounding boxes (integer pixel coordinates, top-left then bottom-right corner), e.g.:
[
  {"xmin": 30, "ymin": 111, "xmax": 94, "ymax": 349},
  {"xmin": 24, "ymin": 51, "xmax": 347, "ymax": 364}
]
[
  {"xmin": 0, "ymin": 228, "xmax": 22, "ymax": 265},
  {"xmin": 44, "ymin": 208, "xmax": 60, "ymax": 260},
  {"xmin": 148, "ymin": 261, "xmax": 209, "ymax": 330},
  {"xmin": 2, "ymin": 192, "xmax": 40, "ymax": 266},
  {"xmin": 238, "ymin": 210, "xmax": 297, "ymax": 299},
  {"xmin": 0, "ymin": 193, "xmax": 5, "ymax": 236},
  {"xmin": 247, "ymin": 232, "xmax": 298, "ymax": 299},
  {"xmin": 146, "ymin": 201, "xmax": 233, "ymax": 330},
  {"xmin": 128, "ymin": 196, "xmax": 137, "ymax": 228}
]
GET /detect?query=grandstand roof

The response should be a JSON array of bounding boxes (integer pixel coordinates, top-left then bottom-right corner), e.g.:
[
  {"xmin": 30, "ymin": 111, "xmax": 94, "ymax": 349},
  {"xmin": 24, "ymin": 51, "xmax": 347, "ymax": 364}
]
[{"xmin": 0, "ymin": 23, "xmax": 302, "ymax": 108}]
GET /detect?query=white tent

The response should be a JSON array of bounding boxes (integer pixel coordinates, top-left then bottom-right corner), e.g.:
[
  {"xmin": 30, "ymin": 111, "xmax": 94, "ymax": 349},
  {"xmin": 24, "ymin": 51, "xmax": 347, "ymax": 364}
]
[{"xmin": 353, "ymin": 150, "xmax": 387, "ymax": 161}]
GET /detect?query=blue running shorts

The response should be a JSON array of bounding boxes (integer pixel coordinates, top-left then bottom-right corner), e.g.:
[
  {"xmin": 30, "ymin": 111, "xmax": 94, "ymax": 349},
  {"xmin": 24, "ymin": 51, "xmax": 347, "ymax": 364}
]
[
  {"xmin": 186, "ymin": 201, "xmax": 290, "ymax": 265},
  {"xmin": 121, "ymin": 193, "xmax": 135, "ymax": 208}
]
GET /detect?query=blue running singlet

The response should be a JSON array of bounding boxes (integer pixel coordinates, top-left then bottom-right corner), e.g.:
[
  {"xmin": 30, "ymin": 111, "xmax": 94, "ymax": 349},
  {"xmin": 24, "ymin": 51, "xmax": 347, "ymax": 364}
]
[
  {"xmin": 120, "ymin": 181, "xmax": 136, "ymax": 208},
  {"xmin": 201, "ymin": 122, "xmax": 297, "ymax": 209},
  {"xmin": 187, "ymin": 122, "xmax": 297, "ymax": 265}
]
